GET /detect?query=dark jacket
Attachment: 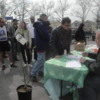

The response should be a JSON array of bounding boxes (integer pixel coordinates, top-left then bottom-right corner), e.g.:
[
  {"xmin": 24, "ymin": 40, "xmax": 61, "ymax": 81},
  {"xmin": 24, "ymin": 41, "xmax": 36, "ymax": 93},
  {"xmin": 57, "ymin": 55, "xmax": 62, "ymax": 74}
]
[
  {"xmin": 34, "ymin": 20, "xmax": 51, "ymax": 51},
  {"xmin": 50, "ymin": 26, "xmax": 72, "ymax": 56},
  {"xmin": 75, "ymin": 29, "xmax": 86, "ymax": 43},
  {"xmin": 8, "ymin": 25, "xmax": 17, "ymax": 39},
  {"xmin": 7, "ymin": 25, "xmax": 17, "ymax": 42},
  {"xmin": 84, "ymin": 49, "xmax": 100, "ymax": 75}
]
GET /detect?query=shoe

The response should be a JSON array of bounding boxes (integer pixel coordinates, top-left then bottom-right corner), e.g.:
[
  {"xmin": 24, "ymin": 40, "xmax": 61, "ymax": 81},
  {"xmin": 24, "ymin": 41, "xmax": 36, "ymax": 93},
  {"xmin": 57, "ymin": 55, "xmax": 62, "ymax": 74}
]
[
  {"xmin": 23, "ymin": 64, "xmax": 27, "ymax": 67},
  {"xmin": 2, "ymin": 65, "xmax": 6, "ymax": 70},
  {"xmin": 10, "ymin": 64, "xmax": 17, "ymax": 68},
  {"xmin": 28, "ymin": 64, "xmax": 32, "ymax": 67},
  {"xmin": 38, "ymin": 71, "xmax": 44, "ymax": 77},
  {"xmin": 31, "ymin": 76, "xmax": 38, "ymax": 82}
]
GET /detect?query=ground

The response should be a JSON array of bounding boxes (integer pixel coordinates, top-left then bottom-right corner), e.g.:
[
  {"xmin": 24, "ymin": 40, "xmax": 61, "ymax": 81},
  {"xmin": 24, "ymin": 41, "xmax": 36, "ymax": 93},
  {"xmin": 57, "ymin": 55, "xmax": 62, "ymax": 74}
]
[{"xmin": 0, "ymin": 38, "xmax": 96, "ymax": 100}]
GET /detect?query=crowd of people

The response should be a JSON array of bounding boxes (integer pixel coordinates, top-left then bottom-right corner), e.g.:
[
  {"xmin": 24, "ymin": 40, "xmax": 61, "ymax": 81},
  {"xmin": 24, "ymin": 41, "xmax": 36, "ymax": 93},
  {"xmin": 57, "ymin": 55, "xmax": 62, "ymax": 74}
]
[{"xmin": 0, "ymin": 13, "xmax": 100, "ymax": 100}]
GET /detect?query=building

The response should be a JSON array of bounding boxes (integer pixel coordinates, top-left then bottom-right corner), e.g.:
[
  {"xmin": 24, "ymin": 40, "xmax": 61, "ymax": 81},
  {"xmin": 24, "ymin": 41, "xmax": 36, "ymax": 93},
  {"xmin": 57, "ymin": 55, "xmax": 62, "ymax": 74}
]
[{"xmin": 72, "ymin": 20, "xmax": 96, "ymax": 32}]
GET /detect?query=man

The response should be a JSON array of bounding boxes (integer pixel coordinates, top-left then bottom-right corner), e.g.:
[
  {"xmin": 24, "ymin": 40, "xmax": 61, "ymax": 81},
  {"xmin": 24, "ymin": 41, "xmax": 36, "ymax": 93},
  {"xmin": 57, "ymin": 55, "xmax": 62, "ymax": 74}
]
[
  {"xmin": 31, "ymin": 14, "xmax": 50, "ymax": 82},
  {"xmin": 50, "ymin": 17, "xmax": 72, "ymax": 58},
  {"xmin": 8, "ymin": 19, "xmax": 19, "ymax": 63},
  {"xmin": 80, "ymin": 29, "xmax": 100, "ymax": 100},
  {"xmin": 27, "ymin": 16, "xmax": 37, "ymax": 61},
  {"xmin": 0, "ymin": 18, "xmax": 17, "ymax": 70}
]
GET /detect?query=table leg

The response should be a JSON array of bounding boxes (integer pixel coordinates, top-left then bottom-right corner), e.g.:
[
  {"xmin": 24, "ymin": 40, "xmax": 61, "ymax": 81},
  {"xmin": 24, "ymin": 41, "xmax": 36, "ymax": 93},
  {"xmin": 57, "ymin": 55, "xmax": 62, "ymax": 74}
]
[{"xmin": 59, "ymin": 80, "xmax": 63, "ymax": 100}]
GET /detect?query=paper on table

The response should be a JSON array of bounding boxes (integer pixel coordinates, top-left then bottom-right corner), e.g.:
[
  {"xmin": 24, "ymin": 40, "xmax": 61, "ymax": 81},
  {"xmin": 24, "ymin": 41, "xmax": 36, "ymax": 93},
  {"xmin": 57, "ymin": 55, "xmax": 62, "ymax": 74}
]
[
  {"xmin": 66, "ymin": 60, "xmax": 82, "ymax": 68},
  {"xmin": 67, "ymin": 55, "xmax": 82, "ymax": 60}
]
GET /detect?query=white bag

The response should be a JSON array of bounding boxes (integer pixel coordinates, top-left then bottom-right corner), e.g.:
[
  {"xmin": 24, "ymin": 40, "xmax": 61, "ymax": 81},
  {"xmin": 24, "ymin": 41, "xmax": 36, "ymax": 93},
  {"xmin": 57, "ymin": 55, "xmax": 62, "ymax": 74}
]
[{"xmin": 15, "ymin": 34, "xmax": 27, "ymax": 45}]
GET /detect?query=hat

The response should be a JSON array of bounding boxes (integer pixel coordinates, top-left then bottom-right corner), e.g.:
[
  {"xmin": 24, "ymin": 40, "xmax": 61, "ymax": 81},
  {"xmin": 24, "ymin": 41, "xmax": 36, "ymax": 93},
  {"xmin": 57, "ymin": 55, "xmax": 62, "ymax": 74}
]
[
  {"xmin": 12, "ymin": 19, "xmax": 18, "ymax": 22},
  {"xmin": 40, "ymin": 14, "xmax": 47, "ymax": 17}
]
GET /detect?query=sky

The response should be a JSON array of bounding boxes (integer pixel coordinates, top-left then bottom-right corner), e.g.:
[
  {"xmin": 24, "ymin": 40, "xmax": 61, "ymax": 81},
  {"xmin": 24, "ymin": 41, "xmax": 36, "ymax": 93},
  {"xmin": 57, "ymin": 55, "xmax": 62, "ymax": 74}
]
[
  {"xmin": 30, "ymin": 0, "xmax": 95, "ymax": 22},
  {"xmin": 7, "ymin": 0, "xmax": 95, "ymax": 22}
]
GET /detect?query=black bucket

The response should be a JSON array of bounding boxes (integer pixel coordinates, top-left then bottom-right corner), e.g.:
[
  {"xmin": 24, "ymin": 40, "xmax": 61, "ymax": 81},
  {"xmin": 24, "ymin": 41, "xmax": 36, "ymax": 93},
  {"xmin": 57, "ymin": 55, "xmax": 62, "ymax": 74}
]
[{"xmin": 17, "ymin": 85, "xmax": 32, "ymax": 100}]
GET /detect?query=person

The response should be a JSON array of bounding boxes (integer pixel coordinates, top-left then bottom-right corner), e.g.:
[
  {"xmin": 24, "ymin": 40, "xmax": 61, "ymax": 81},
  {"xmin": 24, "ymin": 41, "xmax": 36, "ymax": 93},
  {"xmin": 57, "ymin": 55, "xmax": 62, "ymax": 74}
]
[
  {"xmin": 44, "ymin": 20, "xmax": 52, "ymax": 60},
  {"xmin": 0, "ymin": 18, "xmax": 17, "ymax": 70},
  {"xmin": 75, "ymin": 23, "xmax": 86, "ymax": 44},
  {"xmin": 50, "ymin": 17, "xmax": 72, "ymax": 58},
  {"xmin": 8, "ymin": 19, "xmax": 19, "ymax": 63},
  {"xmin": 80, "ymin": 29, "xmax": 100, "ymax": 100},
  {"xmin": 27, "ymin": 16, "xmax": 37, "ymax": 61},
  {"xmin": 31, "ymin": 14, "xmax": 50, "ymax": 82},
  {"xmin": 15, "ymin": 21, "xmax": 32, "ymax": 67}
]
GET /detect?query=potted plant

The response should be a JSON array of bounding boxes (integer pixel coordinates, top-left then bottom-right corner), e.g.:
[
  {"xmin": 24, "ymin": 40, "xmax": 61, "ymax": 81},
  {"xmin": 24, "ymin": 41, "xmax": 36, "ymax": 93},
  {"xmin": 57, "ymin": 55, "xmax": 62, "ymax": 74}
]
[{"xmin": 16, "ymin": 53, "xmax": 32, "ymax": 100}]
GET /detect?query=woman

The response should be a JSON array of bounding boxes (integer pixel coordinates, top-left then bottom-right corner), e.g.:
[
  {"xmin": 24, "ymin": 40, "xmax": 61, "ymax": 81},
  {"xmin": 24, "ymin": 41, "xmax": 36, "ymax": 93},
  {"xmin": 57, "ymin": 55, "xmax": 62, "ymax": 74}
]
[
  {"xmin": 15, "ymin": 21, "xmax": 32, "ymax": 67},
  {"xmin": 75, "ymin": 23, "xmax": 86, "ymax": 44}
]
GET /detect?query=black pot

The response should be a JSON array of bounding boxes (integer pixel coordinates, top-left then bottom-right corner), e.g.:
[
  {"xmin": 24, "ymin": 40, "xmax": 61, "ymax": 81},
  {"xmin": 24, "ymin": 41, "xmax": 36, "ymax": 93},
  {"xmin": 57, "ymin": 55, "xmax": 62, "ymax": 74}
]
[{"xmin": 17, "ymin": 85, "xmax": 32, "ymax": 100}]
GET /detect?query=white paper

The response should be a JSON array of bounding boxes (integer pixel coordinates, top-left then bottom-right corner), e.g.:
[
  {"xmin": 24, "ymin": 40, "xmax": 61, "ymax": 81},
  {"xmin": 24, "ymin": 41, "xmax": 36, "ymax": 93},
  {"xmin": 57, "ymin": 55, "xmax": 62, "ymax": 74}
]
[
  {"xmin": 67, "ymin": 55, "xmax": 82, "ymax": 60},
  {"xmin": 19, "ymin": 38, "xmax": 27, "ymax": 45},
  {"xmin": 66, "ymin": 60, "xmax": 81, "ymax": 68},
  {"xmin": 16, "ymin": 34, "xmax": 21, "ymax": 40},
  {"xmin": 15, "ymin": 34, "xmax": 27, "ymax": 45}
]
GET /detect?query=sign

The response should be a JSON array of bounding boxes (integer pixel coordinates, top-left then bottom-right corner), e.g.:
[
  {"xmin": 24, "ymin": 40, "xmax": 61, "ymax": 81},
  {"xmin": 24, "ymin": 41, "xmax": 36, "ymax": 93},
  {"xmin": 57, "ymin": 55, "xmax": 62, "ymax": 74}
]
[
  {"xmin": 5, "ymin": 17, "xmax": 13, "ymax": 20},
  {"xmin": 15, "ymin": 34, "xmax": 27, "ymax": 45}
]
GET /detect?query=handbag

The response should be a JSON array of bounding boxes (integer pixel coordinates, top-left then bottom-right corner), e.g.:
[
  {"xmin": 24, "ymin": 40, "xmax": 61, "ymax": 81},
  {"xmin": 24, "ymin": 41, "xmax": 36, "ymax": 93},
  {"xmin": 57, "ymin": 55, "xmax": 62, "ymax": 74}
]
[{"xmin": 75, "ymin": 41, "xmax": 85, "ymax": 51}]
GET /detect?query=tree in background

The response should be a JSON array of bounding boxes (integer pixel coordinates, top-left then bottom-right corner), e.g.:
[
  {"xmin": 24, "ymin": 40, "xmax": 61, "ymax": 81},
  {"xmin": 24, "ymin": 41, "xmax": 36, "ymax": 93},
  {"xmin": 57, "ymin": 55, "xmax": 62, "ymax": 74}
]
[
  {"xmin": 54, "ymin": 0, "xmax": 70, "ymax": 22},
  {"xmin": 39, "ymin": 0, "xmax": 55, "ymax": 18},
  {"xmin": 0, "ymin": 0, "xmax": 9, "ymax": 18},
  {"xmin": 28, "ymin": 2, "xmax": 40, "ymax": 17},
  {"xmin": 74, "ymin": 0, "xmax": 93, "ymax": 23},
  {"xmin": 12, "ymin": 0, "xmax": 30, "ymax": 21},
  {"xmin": 92, "ymin": 0, "xmax": 100, "ymax": 29}
]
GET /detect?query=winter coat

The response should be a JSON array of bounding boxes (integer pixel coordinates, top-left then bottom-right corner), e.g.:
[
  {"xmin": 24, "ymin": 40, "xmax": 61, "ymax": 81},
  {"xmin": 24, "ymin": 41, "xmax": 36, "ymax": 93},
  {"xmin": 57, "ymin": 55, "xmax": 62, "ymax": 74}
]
[
  {"xmin": 34, "ymin": 20, "xmax": 51, "ymax": 51},
  {"xmin": 84, "ymin": 49, "xmax": 100, "ymax": 76},
  {"xmin": 75, "ymin": 29, "xmax": 86, "ymax": 43},
  {"xmin": 50, "ymin": 26, "xmax": 72, "ymax": 56}
]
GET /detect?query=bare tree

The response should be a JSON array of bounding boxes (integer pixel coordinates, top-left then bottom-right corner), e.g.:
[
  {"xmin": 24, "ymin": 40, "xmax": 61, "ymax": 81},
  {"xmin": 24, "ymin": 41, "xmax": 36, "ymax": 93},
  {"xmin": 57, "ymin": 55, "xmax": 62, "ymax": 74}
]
[
  {"xmin": 74, "ymin": 0, "xmax": 93, "ymax": 23},
  {"xmin": 0, "ymin": 0, "xmax": 8, "ymax": 18},
  {"xmin": 92, "ymin": 0, "xmax": 100, "ymax": 19},
  {"xmin": 0, "ymin": 0, "xmax": 17, "ymax": 19},
  {"xmin": 39, "ymin": 0, "xmax": 55, "ymax": 17},
  {"xmin": 28, "ymin": 2, "xmax": 40, "ymax": 17},
  {"xmin": 91, "ymin": 8, "xmax": 100, "ymax": 21},
  {"xmin": 12, "ymin": 0, "xmax": 30, "ymax": 21},
  {"xmin": 54, "ymin": 0, "xmax": 70, "ymax": 21},
  {"xmin": 93, "ymin": 0, "xmax": 100, "ymax": 19},
  {"xmin": 94, "ymin": 0, "xmax": 100, "ymax": 8},
  {"xmin": 92, "ymin": 0, "xmax": 100, "ymax": 28}
]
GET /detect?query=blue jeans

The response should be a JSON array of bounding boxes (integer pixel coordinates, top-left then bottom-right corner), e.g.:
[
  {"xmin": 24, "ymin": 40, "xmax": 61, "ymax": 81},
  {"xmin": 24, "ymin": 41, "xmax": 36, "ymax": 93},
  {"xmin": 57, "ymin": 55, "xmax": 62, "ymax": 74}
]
[{"xmin": 31, "ymin": 52, "xmax": 45, "ymax": 76}]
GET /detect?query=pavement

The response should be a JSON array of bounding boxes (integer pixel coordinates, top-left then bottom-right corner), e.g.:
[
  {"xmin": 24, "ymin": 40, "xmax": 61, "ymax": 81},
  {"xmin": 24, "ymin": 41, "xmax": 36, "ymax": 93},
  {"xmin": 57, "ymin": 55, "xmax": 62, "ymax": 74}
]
[
  {"xmin": 0, "ymin": 54, "xmax": 50, "ymax": 100},
  {"xmin": 0, "ymin": 38, "xmax": 96, "ymax": 100}
]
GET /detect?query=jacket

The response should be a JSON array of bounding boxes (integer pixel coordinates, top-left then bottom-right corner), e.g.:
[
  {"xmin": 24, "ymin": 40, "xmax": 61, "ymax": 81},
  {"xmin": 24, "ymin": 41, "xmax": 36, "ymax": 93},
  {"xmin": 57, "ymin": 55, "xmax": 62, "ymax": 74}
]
[
  {"xmin": 50, "ymin": 26, "xmax": 72, "ymax": 56},
  {"xmin": 75, "ymin": 29, "xmax": 86, "ymax": 43},
  {"xmin": 84, "ymin": 49, "xmax": 100, "ymax": 75},
  {"xmin": 8, "ymin": 24, "xmax": 17, "ymax": 39},
  {"xmin": 34, "ymin": 20, "xmax": 51, "ymax": 51}
]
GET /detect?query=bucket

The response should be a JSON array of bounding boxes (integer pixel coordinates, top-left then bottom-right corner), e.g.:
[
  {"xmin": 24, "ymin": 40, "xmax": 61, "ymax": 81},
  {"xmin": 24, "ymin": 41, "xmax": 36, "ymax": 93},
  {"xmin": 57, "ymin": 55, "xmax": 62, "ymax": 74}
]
[{"xmin": 17, "ymin": 85, "xmax": 32, "ymax": 100}]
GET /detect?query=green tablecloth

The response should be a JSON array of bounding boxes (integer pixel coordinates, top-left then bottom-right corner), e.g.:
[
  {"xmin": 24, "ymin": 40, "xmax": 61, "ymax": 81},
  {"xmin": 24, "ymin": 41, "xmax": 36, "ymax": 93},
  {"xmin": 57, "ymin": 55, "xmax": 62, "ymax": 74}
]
[{"xmin": 44, "ymin": 51, "xmax": 89, "ymax": 100}]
